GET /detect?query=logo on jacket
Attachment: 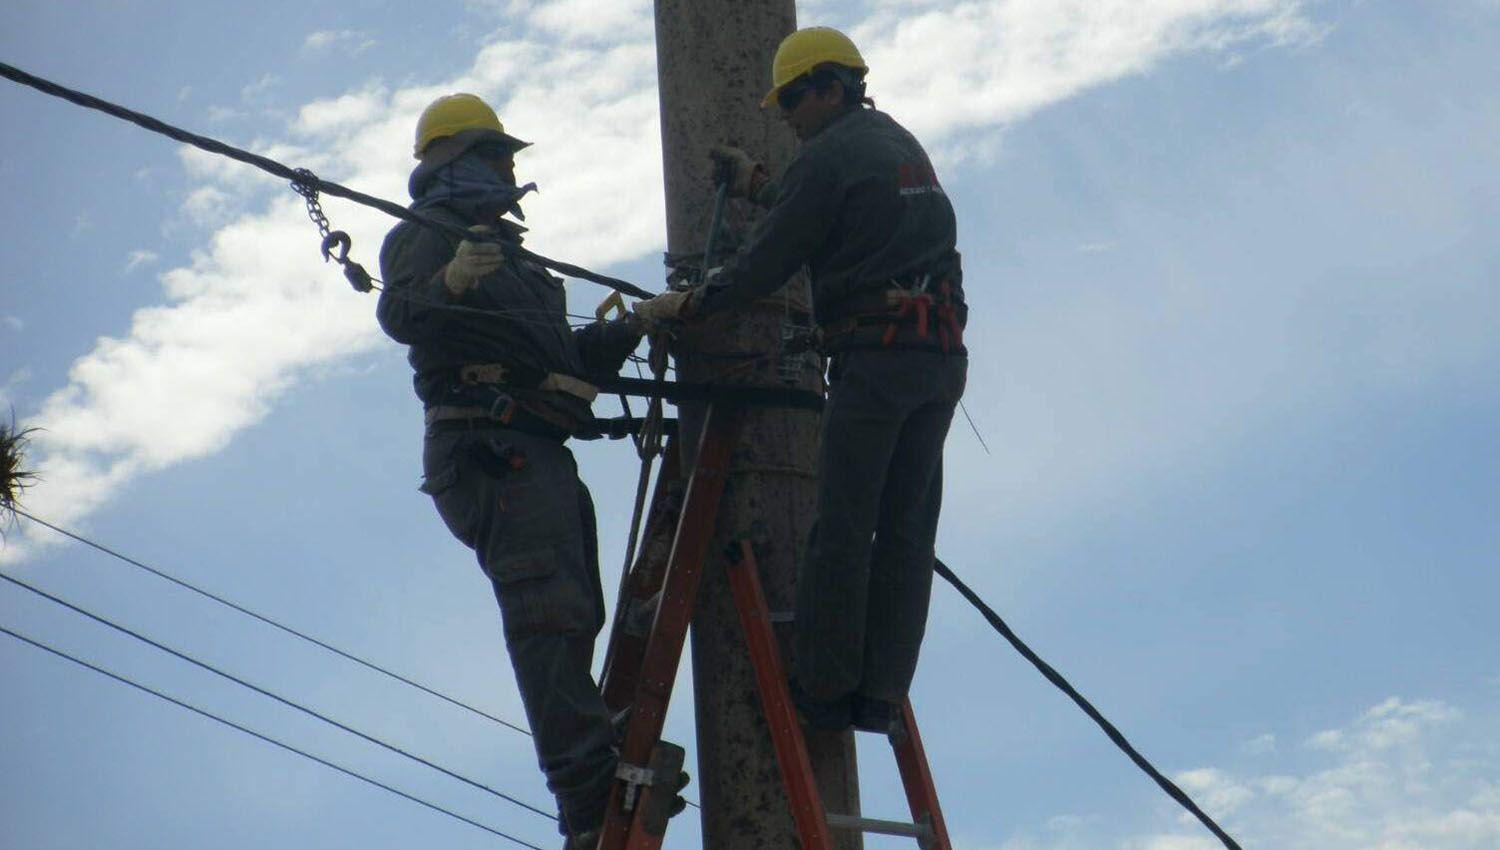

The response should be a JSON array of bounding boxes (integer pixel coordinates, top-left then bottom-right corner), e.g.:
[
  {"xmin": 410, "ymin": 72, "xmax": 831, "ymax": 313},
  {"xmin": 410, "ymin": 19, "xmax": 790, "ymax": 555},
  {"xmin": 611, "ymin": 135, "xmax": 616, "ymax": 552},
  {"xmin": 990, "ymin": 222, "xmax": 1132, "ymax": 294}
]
[{"xmin": 898, "ymin": 162, "xmax": 944, "ymax": 197}]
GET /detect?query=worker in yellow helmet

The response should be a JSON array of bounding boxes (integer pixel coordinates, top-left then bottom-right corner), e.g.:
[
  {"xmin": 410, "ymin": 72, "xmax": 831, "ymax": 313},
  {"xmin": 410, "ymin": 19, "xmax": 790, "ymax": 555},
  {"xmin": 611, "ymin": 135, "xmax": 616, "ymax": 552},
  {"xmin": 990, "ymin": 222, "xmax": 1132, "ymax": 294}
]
[
  {"xmin": 636, "ymin": 27, "xmax": 969, "ymax": 733},
  {"xmin": 376, "ymin": 93, "xmax": 656, "ymax": 848}
]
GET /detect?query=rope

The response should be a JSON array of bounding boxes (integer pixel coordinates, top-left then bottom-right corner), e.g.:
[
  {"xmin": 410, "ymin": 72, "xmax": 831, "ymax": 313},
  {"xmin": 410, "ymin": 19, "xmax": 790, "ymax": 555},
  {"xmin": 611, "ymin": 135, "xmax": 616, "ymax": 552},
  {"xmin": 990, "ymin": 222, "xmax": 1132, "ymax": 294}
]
[
  {"xmin": 0, "ymin": 624, "xmax": 546, "ymax": 850},
  {"xmin": 14, "ymin": 508, "xmax": 531, "ymax": 736},
  {"xmin": 933, "ymin": 559, "xmax": 1243, "ymax": 850},
  {"xmin": 0, "ymin": 569, "xmax": 558, "ymax": 822},
  {"xmin": 0, "ymin": 60, "xmax": 654, "ymax": 300}
]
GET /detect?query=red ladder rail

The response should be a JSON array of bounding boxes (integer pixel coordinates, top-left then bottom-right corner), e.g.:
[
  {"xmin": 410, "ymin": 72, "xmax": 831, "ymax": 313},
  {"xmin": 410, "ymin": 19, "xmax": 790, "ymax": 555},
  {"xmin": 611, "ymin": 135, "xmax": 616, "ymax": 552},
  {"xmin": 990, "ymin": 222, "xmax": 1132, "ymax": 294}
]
[
  {"xmin": 724, "ymin": 539, "xmax": 836, "ymax": 850},
  {"xmin": 600, "ymin": 437, "xmax": 683, "ymax": 712},
  {"xmin": 892, "ymin": 699, "xmax": 953, "ymax": 850},
  {"xmin": 596, "ymin": 405, "xmax": 739, "ymax": 850},
  {"xmin": 725, "ymin": 539, "xmax": 954, "ymax": 850}
]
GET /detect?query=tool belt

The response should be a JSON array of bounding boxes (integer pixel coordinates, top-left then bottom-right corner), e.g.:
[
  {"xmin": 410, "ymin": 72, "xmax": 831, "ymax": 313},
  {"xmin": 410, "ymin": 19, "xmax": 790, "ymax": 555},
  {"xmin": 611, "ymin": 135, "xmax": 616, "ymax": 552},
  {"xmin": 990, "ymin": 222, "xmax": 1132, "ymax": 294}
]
[{"xmin": 819, "ymin": 276, "xmax": 966, "ymax": 355}]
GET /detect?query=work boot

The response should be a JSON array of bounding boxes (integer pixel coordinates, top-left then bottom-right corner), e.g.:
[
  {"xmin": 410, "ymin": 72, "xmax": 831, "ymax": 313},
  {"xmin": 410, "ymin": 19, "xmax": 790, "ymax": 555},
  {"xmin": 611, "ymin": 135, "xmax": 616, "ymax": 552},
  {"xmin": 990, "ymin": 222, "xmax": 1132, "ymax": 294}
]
[
  {"xmin": 790, "ymin": 679, "xmax": 852, "ymax": 731},
  {"xmin": 850, "ymin": 695, "xmax": 901, "ymax": 734},
  {"xmin": 669, "ymin": 769, "xmax": 691, "ymax": 817},
  {"xmin": 561, "ymin": 828, "xmax": 599, "ymax": 850}
]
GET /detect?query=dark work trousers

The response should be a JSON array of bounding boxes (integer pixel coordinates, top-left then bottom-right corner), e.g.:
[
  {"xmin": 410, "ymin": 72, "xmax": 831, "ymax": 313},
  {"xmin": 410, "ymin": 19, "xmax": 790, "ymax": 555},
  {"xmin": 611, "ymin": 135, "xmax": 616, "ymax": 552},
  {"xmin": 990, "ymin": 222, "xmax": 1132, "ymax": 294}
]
[
  {"xmin": 795, "ymin": 348, "xmax": 968, "ymax": 705},
  {"xmin": 420, "ymin": 423, "xmax": 616, "ymax": 836}
]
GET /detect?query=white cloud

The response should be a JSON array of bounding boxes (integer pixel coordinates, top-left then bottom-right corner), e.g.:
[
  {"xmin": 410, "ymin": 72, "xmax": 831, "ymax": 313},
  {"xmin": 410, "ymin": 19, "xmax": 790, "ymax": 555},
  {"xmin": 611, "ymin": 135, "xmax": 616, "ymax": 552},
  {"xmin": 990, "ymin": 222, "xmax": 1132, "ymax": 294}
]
[
  {"xmin": 123, "ymin": 250, "xmax": 160, "ymax": 273},
  {"xmin": 4, "ymin": 0, "xmax": 1321, "ymax": 559},
  {"xmin": 2, "ymin": 316, "xmax": 23, "ymax": 332},
  {"xmin": 0, "ymin": 367, "xmax": 31, "ymax": 410},
  {"xmin": 180, "ymin": 185, "xmax": 236, "ymax": 228},
  {"xmin": 205, "ymin": 105, "xmax": 246, "ymax": 123},
  {"xmin": 302, "ymin": 29, "xmax": 377, "ymax": 55},
  {"xmin": 293, "ymin": 87, "xmax": 389, "ymax": 137},
  {"xmin": 1241, "ymin": 733, "xmax": 1276, "ymax": 755},
  {"xmin": 240, "ymin": 73, "xmax": 280, "ymax": 102},
  {"xmin": 1309, "ymin": 697, "xmax": 1461, "ymax": 752},
  {"xmin": 528, "ymin": 0, "xmax": 652, "ymax": 42},
  {"xmin": 854, "ymin": 0, "xmax": 1319, "ymax": 159},
  {"xmin": 1002, "ymin": 697, "xmax": 1500, "ymax": 850}
]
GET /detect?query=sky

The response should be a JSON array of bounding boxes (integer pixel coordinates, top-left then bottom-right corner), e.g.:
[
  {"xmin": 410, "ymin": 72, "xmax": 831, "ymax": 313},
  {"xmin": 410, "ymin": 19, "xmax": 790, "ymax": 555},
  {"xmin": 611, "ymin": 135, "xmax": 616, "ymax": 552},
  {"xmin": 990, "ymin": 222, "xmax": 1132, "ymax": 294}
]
[{"xmin": 2, "ymin": 1, "xmax": 1498, "ymax": 848}]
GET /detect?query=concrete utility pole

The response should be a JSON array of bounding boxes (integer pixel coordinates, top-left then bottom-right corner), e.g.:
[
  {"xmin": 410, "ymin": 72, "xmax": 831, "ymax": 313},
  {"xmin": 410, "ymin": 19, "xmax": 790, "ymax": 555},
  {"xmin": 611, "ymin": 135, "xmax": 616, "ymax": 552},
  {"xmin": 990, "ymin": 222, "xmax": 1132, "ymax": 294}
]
[{"xmin": 652, "ymin": 3, "xmax": 862, "ymax": 849}]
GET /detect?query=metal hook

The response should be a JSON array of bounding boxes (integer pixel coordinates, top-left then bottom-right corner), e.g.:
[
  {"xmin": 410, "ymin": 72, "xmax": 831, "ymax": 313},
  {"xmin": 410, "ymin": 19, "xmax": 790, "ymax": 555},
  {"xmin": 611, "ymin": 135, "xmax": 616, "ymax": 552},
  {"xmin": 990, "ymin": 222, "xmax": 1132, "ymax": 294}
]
[{"xmin": 320, "ymin": 231, "xmax": 353, "ymax": 264}]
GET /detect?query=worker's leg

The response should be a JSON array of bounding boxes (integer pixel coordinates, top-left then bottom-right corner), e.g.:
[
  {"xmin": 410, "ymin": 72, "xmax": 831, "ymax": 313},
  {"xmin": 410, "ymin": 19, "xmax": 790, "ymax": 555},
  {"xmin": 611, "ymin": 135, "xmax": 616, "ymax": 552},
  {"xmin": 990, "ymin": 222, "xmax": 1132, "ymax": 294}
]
[
  {"xmin": 859, "ymin": 353, "xmax": 966, "ymax": 706},
  {"xmin": 422, "ymin": 427, "xmax": 615, "ymax": 836},
  {"xmin": 795, "ymin": 350, "xmax": 912, "ymax": 705}
]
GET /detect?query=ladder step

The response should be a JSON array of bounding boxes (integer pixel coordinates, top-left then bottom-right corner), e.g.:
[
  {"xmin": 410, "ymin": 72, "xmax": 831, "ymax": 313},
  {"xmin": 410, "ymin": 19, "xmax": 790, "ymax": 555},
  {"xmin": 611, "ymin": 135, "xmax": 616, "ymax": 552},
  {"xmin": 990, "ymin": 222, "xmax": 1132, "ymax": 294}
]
[{"xmin": 825, "ymin": 812, "xmax": 932, "ymax": 841}]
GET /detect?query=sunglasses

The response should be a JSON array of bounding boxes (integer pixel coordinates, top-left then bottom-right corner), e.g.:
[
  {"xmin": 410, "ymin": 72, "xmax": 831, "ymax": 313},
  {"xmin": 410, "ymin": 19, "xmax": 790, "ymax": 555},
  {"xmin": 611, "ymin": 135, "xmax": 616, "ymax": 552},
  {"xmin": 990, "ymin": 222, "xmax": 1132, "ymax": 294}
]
[
  {"xmin": 473, "ymin": 142, "xmax": 517, "ymax": 162},
  {"xmin": 776, "ymin": 78, "xmax": 815, "ymax": 112}
]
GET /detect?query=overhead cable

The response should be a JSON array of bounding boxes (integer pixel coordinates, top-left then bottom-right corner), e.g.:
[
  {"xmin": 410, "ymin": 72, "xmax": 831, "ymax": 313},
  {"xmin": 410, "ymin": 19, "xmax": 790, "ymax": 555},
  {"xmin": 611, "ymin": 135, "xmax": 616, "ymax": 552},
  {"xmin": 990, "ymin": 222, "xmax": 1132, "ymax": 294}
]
[
  {"xmin": 0, "ymin": 568, "xmax": 556, "ymax": 822},
  {"xmin": 0, "ymin": 60, "xmax": 654, "ymax": 300},
  {"xmin": 12, "ymin": 510, "xmax": 703, "ymax": 812},
  {"xmin": 0, "ymin": 624, "xmax": 545, "ymax": 850},
  {"xmin": 13, "ymin": 508, "xmax": 531, "ymax": 737},
  {"xmin": 934, "ymin": 559, "xmax": 1243, "ymax": 850}
]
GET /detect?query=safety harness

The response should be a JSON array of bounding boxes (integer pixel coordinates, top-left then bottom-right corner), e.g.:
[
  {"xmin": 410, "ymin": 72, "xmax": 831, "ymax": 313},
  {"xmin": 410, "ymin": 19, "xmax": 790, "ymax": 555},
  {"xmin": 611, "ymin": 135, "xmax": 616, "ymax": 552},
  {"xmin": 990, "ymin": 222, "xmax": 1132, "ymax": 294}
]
[{"xmin": 819, "ymin": 274, "xmax": 967, "ymax": 356}]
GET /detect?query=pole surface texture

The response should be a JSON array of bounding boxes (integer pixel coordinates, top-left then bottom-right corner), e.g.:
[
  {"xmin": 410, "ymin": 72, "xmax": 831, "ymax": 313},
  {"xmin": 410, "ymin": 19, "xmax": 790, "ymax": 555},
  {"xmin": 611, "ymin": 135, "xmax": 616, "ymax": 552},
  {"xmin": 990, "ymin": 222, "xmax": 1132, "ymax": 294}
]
[{"xmin": 652, "ymin": 2, "xmax": 863, "ymax": 849}]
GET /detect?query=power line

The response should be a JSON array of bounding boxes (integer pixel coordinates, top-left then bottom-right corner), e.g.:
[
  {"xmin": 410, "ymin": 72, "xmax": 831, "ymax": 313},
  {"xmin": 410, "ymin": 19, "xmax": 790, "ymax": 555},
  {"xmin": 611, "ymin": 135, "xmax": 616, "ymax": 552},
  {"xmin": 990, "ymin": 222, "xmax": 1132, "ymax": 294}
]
[
  {"xmin": 13, "ymin": 509, "xmax": 703, "ymax": 812},
  {"xmin": 0, "ymin": 60, "xmax": 653, "ymax": 301},
  {"xmin": 0, "ymin": 623, "xmax": 546, "ymax": 850},
  {"xmin": 934, "ymin": 559, "xmax": 1243, "ymax": 850},
  {"xmin": 0, "ymin": 568, "xmax": 557, "ymax": 823},
  {"xmin": 13, "ymin": 508, "xmax": 532, "ymax": 737}
]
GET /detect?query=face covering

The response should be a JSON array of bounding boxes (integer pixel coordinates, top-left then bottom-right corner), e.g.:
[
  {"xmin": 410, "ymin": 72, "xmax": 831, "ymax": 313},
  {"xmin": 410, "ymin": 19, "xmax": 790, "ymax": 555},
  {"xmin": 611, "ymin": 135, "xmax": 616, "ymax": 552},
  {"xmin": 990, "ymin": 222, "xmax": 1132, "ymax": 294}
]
[{"xmin": 409, "ymin": 148, "xmax": 538, "ymax": 225}]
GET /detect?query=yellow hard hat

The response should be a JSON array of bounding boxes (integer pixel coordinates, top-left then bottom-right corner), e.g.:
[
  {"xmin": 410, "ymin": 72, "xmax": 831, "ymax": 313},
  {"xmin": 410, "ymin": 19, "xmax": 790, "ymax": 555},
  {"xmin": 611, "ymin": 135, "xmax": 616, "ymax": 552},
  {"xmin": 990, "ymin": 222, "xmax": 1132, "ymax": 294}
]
[
  {"xmin": 413, "ymin": 93, "xmax": 528, "ymax": 159},
  {"xmin": 761, "ymin": 27, "xmax": 867, "ymax": 109}
]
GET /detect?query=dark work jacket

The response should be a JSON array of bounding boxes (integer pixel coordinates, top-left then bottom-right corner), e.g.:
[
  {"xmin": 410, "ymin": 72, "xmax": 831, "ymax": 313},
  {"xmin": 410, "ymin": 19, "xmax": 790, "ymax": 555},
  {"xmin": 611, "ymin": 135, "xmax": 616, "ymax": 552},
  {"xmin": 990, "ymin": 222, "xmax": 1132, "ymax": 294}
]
[
  {"xmin": 696, "ymin": 107, "xmax": 964, "ymax": 323},
  {"xmin": 376, "ymin": 203, "xmax": 640, "ymax": 433}
]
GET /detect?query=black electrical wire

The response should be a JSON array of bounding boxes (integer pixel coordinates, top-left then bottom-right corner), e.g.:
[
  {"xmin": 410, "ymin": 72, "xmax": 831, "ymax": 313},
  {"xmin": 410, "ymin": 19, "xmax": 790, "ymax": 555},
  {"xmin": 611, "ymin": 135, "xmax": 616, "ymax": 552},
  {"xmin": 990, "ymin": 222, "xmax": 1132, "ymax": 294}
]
[
  {"xmin": 0, "ymin": 623, "xmax": 546, "ymax": 850},
  {"xmin": 11, "ymin": 510, "xmax": 702, "ymax": 811},
  {"xmin": 0, "ymin": 60, "xmax": 654, "ymax": 300},
  {"xmin": 933, "ymin": 559, "xmax": 1243, "ymax": 850},
  {"xmin": 0, "ymin": 568, "xmax": 557, "ymax": 822},
  {"xmin": 13, "ymin": 508, "xmax": 532, "ymax": 737}
]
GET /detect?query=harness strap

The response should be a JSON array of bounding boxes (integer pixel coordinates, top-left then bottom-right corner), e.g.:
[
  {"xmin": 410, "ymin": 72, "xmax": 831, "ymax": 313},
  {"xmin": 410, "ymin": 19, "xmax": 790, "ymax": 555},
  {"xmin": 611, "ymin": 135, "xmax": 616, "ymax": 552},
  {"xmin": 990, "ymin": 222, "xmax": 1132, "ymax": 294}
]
[
  {"xmin": 822, "ymin": 278, "xmax": 967, "ymax": 355},
  {"xmin": 458, "ymin": 362, "xmax": 598, "ymax": 402}
]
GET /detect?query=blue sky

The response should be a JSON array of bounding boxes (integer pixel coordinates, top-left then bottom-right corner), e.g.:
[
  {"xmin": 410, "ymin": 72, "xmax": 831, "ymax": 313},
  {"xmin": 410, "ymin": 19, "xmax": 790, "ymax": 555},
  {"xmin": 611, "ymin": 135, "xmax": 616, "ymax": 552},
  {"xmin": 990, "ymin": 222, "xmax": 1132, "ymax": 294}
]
[{"xmin": 3, "ymin": 2, "xmax": 1498, "ymax": 849}]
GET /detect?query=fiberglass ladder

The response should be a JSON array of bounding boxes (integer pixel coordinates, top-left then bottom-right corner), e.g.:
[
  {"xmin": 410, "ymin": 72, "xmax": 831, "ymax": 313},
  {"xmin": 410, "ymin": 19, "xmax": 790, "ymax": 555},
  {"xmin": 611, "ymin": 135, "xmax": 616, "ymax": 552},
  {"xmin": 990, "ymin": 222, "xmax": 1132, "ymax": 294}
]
[{"xmin": 591, "ymin": 403, "xmax": 954, "ymax": 850}]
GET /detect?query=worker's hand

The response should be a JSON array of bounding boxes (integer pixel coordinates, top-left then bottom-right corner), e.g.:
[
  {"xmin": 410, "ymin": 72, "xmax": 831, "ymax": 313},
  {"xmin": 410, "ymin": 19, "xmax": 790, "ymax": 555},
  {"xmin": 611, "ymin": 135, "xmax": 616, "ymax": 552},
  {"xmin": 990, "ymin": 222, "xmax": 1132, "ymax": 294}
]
[
  {"xmin": 443, "ymin": 225, "xmax": 504, "ymax": 297},
  {"xmin": 632, "ymin": 289, "xmax": 696, "ymax": 330},
  {"xmin": 710, "ymin": 145, "xmax": 766, "ymax": 199}
]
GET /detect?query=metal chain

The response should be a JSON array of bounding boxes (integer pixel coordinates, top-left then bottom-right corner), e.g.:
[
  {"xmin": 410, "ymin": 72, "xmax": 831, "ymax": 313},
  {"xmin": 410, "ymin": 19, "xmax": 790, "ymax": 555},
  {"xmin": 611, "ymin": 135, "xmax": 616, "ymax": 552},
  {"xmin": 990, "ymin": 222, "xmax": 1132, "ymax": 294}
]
[
  {"xmin": 291, "ymin": 168, "xmax": 334, "ymax": 240},
  {"xmin": 290, "ymin": 168, "xmax": 373, "ymax": 293}
]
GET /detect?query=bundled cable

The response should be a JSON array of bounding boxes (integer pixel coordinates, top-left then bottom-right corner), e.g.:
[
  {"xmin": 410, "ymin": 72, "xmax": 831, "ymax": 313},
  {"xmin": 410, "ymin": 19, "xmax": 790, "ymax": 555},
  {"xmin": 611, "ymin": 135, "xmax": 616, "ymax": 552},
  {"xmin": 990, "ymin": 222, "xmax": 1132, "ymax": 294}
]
[
  {"xmin": 934, "ymin": 559, "xmax": 1243, "ymax": 850},
  {"xmin": 0, "ymin": 61, "xmax": 654, "ymax": 300}
]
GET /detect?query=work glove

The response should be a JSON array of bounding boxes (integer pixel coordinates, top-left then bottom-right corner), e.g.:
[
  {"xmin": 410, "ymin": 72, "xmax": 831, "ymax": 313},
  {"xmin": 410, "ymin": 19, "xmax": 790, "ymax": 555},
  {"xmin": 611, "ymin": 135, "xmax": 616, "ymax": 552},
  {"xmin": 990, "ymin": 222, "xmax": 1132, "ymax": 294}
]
[
  {"xmin": 443, "ymin": 225, "xmax": 505, "ymax": 297},
  {"xmin": 710, "ymin": 144, "xmax": 766, "ymax": 199},
  {"xmin": 632, "ymin": 289, "xmax": 696, "ymax": 331}
]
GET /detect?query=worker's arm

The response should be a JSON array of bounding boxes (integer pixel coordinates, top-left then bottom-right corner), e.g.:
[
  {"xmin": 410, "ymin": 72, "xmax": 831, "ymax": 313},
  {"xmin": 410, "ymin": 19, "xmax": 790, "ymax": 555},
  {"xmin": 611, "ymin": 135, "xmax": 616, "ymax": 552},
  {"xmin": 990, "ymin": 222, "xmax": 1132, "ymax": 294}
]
[
  {"xmin": 375, "ymin": 222, "xmax": 465, "ymax": 344},
  {"xmin": 694, "ymin": 154, "xmax": 839, "ymax": 316}
]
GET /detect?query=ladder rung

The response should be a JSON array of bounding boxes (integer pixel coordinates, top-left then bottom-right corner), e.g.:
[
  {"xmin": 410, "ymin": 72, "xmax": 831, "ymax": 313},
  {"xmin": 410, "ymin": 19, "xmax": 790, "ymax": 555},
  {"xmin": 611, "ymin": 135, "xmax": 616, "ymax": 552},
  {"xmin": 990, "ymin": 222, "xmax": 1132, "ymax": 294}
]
[{"xmin": 826, "ymin": 812, "xmax": 931, "ymax": 841}]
